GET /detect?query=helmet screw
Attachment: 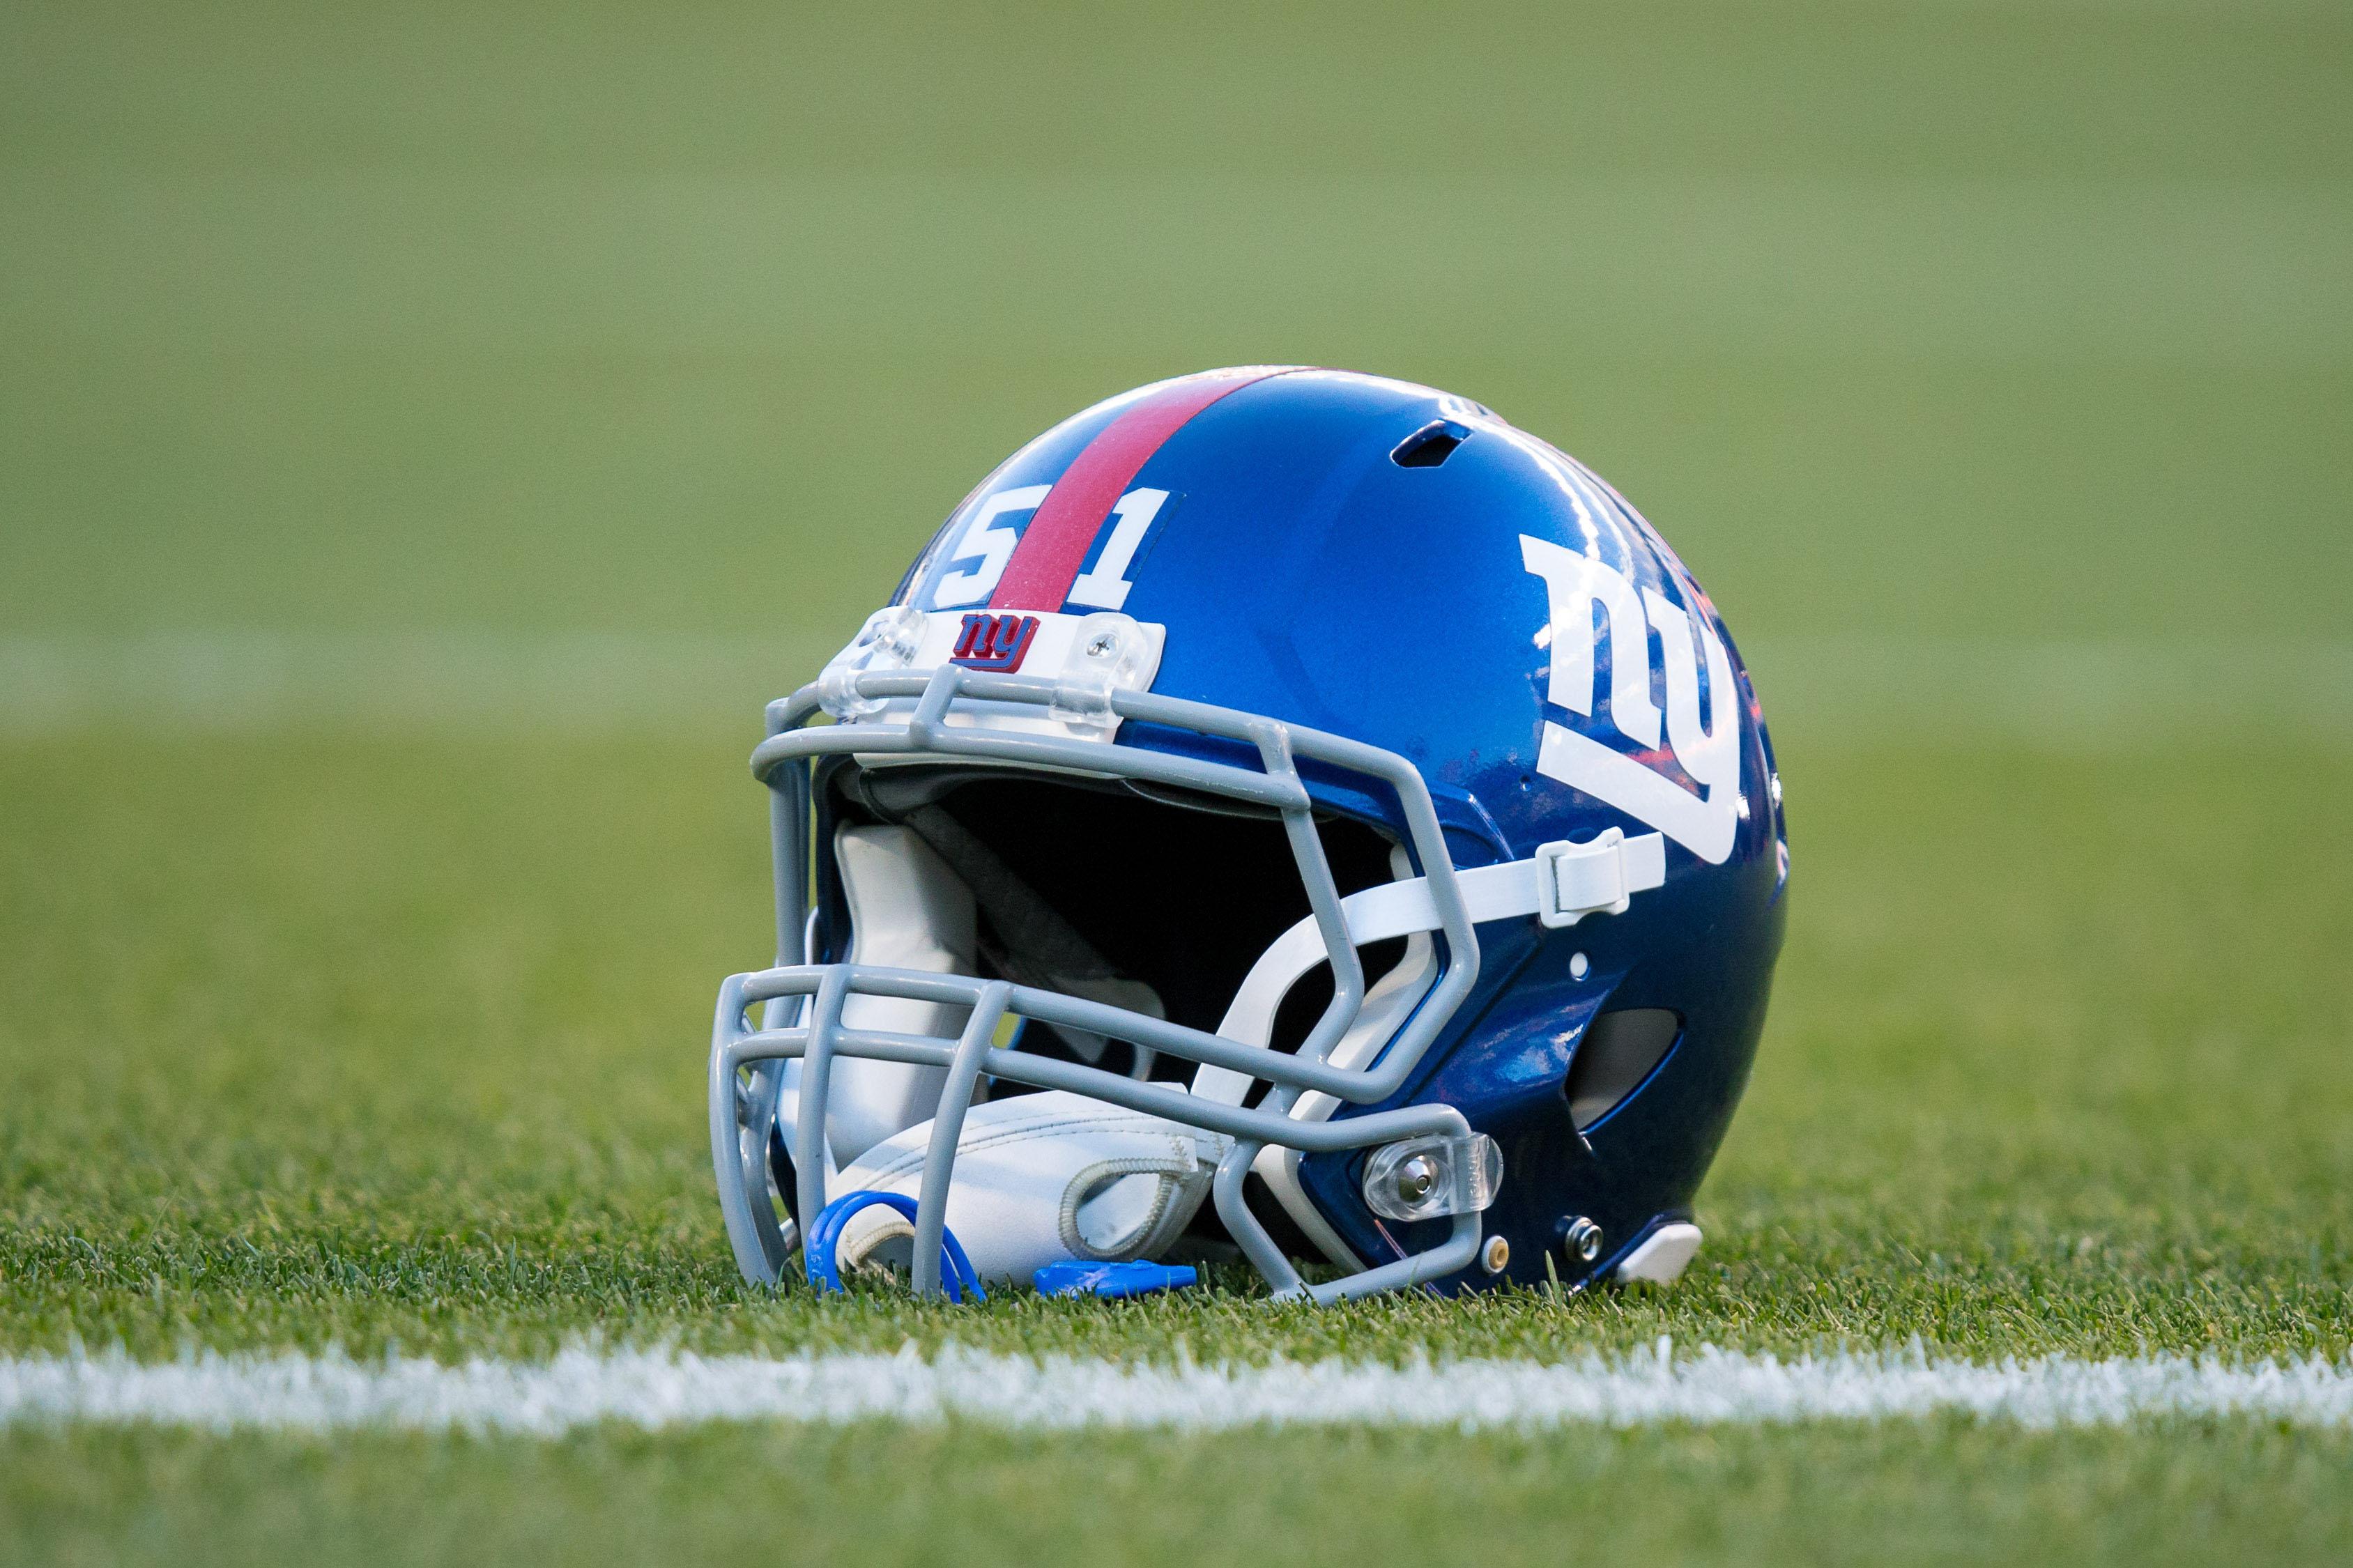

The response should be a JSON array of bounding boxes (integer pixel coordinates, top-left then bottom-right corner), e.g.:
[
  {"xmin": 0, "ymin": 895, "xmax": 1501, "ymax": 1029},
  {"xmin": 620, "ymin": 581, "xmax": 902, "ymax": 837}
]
[
  {"xmin": 1480, "ymin": 1234, "xmax": 1511, "ymax": 1274},
  {"xmin": 1563, "ymin": 1216, "xmax": 1603, "ymax": 1264},
  {"xmin": 1569, "ymin": 951, "xmax": 1590, "ymax": 981},
  {"xmin": 1395, "ymin": 1154, "xmax": 1439, "ymax": 1204},
  {"xmin": 1087, "ymin": 633, "xmax": 1119, "ymax": 657}
]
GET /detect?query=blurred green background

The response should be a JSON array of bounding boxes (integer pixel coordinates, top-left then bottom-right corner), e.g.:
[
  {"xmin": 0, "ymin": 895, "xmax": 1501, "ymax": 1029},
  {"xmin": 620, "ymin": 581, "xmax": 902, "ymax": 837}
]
[
  {"xmin": 6, "ymin": 1, "xmax": 2348, "ymax": 666},
  {"xmin": 4, "ymin": 3, "xmax": 2352, "ymax": 1559}
]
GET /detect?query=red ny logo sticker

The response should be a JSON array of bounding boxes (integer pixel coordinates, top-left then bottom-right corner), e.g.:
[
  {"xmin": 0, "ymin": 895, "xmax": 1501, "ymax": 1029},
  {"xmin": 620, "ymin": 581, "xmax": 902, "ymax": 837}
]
[{"xmin": 949, "ymin": 613, "xmax": 1039, "ymax": 672}]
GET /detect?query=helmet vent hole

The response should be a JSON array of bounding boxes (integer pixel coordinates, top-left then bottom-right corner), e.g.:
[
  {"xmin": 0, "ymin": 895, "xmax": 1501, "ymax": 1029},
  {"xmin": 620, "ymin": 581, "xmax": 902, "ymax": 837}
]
[
  {"xmin": 1564, "ymin": 1008, "xmax": 1682, "ymax": 1131},
  {"xmin": 1390, "ymin": 420, "xmax": 1469, "ymax": 468}
]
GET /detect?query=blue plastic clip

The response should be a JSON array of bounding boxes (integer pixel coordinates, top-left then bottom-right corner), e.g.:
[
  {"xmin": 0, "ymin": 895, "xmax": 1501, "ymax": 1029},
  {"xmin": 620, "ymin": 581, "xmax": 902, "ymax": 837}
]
[
  {"xmin": 1033, "ymin": 1260, "xmax": 1199, "ymax": 1299},
  {"xmin": 804, "ymin": 1190, "xmax": 986, "ymax": 1302}
]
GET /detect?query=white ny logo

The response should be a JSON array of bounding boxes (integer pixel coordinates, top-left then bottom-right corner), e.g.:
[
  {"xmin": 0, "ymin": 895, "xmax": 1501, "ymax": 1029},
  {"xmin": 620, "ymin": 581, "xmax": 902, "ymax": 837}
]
[{"xmin": 1520, "ymin": 535, "xmax": 1742, "ymax": 864}]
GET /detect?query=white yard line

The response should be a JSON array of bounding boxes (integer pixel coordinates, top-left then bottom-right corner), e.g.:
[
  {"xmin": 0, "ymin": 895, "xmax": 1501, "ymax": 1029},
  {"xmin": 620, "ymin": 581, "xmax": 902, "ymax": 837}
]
[{"xmin": 4, "ymin": 1344, "xmax": 2352, "ymax": 1435}]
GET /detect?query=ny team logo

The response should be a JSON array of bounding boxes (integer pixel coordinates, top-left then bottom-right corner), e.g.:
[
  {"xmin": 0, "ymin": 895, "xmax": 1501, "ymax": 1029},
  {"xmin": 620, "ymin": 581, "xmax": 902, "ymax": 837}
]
[
  {"xmin": 949, "ymin": 613, "xmax": 1041, "ymax": 672},
  {"xmin": 1521, "ymin": 533, "xmax": 1743, "ymax": 865}
]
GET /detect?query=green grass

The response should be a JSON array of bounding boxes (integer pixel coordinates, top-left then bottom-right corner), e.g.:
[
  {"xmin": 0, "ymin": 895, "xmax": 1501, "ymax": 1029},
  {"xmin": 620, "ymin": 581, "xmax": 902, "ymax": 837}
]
[
  {"xmin": 3, "ymin": 0, "xmax": 2350, "ymax": 1560},
  {"xmin": 9, "ymin": 1420, "xmax": 2353, "ymax": 1568},
  {"xmin": 5, "ymin": 722, "xmax": 2345, "ymax": 1562},
  {"xmin": 1, "ymin": 730, "xmax": 2345, "ymax": 1369}
]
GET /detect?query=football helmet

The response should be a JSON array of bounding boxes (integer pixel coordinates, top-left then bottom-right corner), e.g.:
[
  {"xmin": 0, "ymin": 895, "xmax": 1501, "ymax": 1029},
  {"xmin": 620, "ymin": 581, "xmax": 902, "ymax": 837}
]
[{"xmin": 710, "ymin": 367, "xmax": 1786, "ymax": 1303}]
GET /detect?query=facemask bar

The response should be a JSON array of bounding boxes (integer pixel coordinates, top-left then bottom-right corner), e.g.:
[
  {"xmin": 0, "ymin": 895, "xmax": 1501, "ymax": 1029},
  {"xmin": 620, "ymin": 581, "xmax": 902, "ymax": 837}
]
[{"xmin": 710, "ymin": 661, "xmax": 1489, "ymax": 1305}]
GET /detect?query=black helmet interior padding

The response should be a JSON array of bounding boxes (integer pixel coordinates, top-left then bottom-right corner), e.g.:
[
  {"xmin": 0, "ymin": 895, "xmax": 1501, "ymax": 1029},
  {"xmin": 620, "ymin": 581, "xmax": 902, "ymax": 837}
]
[{"xmin": 831, "ymin": 765, "xmax": 1402, "ymax": 1067}]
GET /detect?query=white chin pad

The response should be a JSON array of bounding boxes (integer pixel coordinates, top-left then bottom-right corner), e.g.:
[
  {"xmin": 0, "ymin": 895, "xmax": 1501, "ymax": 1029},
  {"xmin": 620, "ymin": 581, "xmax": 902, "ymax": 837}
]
[
  {"xmin": 831, "ymin": 1090, "xmax": 1231, "ymax": 1284},
  {"xmin": 800, "ymin": 824, "xmax": 976, "ymax": 1166}
]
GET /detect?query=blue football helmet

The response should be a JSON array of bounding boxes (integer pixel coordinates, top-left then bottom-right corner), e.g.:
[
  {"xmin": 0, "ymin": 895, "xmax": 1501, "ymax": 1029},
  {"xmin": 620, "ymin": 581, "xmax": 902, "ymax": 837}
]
[{"xmin": 710, "ymin": 367, "xmax": 1787, "ymax": 1302}]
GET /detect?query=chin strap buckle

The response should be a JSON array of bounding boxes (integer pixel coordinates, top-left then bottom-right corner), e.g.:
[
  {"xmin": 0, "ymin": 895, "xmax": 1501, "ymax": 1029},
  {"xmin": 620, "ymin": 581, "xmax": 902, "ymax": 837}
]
[{"xmin": 1533, "ymin": 829, "xmax": 1667, "ymax": 928}]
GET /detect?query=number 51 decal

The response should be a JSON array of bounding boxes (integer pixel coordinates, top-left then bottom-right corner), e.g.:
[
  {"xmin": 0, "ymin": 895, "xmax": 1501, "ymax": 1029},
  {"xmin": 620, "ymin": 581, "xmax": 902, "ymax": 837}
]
[{"xmin": 929, "ymin": 486, "xmax": 1172, "ymax": 612}]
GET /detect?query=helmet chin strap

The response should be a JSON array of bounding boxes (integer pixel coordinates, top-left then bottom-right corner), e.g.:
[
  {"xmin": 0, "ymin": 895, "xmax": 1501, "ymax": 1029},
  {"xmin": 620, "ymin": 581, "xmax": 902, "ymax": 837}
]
[{"xmin": 827, "ymin": 1091, "xmax": 1228, "ymax": 1284}]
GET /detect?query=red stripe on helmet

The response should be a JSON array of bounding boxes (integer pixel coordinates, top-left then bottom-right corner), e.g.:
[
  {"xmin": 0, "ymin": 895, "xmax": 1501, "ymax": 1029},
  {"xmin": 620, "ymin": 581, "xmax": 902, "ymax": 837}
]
[{"xmin": 987, "ymin": 367, "xmax": 1295, "ymax": 611}]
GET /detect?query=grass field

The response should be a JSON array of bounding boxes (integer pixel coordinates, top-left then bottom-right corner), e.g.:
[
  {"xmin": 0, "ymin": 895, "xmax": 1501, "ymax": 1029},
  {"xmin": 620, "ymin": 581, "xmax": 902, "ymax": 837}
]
[{"xmin": 3, "ymin": 1, "xmax": 2350, "ymax": 1562}]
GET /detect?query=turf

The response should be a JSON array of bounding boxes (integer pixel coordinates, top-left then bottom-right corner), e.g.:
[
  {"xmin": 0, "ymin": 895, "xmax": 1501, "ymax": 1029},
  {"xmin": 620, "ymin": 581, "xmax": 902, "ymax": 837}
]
[
  {"xmin": 8, "ymin": 1421, "xmax": 2353, "ymax": 1568},
  {"xmin": 2, "ymin": 728, "xmax": 2347, "ymax": 1370},
  {"xmin": 3, "ymin": 0, "xmax": 2350, "ymax": 1560}
]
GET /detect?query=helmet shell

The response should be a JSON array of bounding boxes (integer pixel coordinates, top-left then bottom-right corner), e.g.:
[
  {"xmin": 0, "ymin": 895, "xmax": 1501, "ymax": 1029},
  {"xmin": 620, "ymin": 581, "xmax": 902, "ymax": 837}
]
[{"xmin": 892, "ymin": 368, "xmax": 1788, "ymax": 1288}]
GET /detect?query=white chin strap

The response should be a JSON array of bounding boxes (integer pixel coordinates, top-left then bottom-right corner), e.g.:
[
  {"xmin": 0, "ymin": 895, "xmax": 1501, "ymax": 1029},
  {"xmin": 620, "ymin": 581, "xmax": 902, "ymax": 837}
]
[
  {"xmin": 802, "ymin": 820, "xmax": 1664, "ymax": 1284},
  {"xmin": 831, "ymin": 1091, "xmax": 1228, "ymax": 1283}
]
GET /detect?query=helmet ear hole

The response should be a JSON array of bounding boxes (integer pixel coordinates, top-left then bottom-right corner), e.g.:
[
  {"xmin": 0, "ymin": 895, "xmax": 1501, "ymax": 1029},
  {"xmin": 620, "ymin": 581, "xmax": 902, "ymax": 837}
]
[{"xmin": 1564, "ymin": 1009, "xmax": 1683, "ymax": 1131}]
